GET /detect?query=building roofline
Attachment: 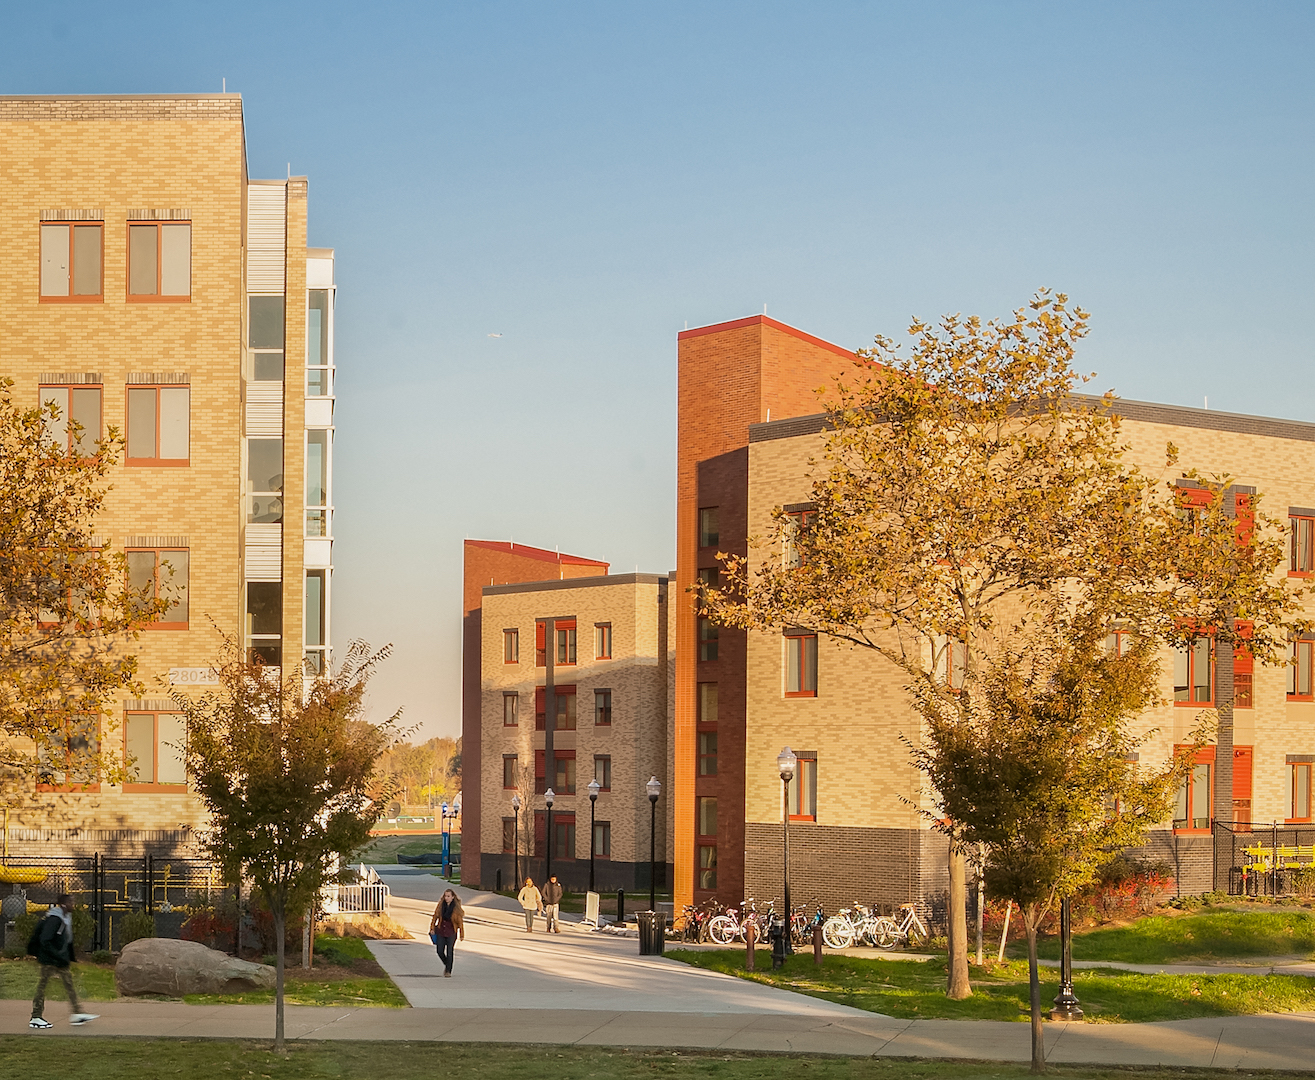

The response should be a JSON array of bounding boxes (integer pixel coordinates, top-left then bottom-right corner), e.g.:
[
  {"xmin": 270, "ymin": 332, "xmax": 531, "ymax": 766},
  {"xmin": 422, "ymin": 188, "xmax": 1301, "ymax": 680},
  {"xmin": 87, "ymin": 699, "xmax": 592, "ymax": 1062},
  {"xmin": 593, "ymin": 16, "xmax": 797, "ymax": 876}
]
[
  {"xmin": 483, "ymin": 572, "xmax": 668, "ymax": 597},
  {"xmin": 464, "ymin": 539, "xmax": 610, "ymax": 568},
  {"xmin": 678, "ymin": 314, "xmax": 856, "ymax": 361},
  {"xmin": 0, "ymin": 93, "xmax": 242, "ymax": 101},
  {"xmin": 748, "ymin": 396, "xmax": 1315, "ymax": 446}
]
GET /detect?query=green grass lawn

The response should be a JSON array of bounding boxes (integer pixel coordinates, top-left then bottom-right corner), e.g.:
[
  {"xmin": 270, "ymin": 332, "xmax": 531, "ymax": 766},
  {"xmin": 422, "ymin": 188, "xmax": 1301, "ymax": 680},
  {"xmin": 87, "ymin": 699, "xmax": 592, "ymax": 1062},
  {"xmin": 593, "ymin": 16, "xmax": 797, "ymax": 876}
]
[
  {"xmin": 354, "ymin": 835, "xmax": 449, "ymax": 864},
  {"xmin": 0, "ymin": 959, "xmax": 117, "ymax": 1001},
  {"xmin": 1030, "ymin": 907, "xmax": 1315, "ymax": 964},
  {"xmin": 0, "ymin": 1039, "xmax": 1298, "ymax": 1080},
  {"xmin": 666, "ymin": 948, "xmax": 1315, "ymax": 1023}
]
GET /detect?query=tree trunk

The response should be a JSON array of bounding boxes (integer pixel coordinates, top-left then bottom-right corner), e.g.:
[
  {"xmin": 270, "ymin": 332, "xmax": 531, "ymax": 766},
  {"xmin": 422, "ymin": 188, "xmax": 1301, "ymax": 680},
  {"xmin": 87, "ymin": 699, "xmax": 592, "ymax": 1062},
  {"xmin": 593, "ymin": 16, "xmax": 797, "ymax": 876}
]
[
  {"xmin": 1026, "ymin": 914, "xmax": 1044, "ymax": 1074},
  {"xmin": 946, "ymin": 846, "xmax": 972, "ymax": 999},
  {"xmin": 273, "ymin": 901, "xmax": 286, "ymax": 1051}
]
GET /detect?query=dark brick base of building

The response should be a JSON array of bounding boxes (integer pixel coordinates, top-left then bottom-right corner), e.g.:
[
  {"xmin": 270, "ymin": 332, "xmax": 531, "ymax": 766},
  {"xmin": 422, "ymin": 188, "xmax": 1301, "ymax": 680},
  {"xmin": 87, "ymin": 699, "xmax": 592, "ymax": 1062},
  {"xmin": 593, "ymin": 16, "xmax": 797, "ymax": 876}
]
[
  {"xmin": 744, "ymin": 823, "xmax": 951, "ymax": 922},
  {"xmin": 479, "ymin": 853, "xmax": 673, "ymax": 898}
]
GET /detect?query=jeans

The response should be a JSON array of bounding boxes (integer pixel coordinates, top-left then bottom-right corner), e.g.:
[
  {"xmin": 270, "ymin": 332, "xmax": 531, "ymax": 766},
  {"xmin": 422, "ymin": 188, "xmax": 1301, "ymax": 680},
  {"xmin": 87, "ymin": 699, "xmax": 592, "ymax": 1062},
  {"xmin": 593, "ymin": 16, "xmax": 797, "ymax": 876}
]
[
  {"xmin": 32, "ymin": 964, "xmax": 81, "ymax": 1017},
  {"xmin": 524, "ymin": 908, "xmax": 536, "ymax": 931},
  {"xmin": 435, "ymin": 933, "xmax": 456, "ymax": 973},
  {"xmin": 544, "ymin": 904, "xmax": 559, "ymax": 932}
]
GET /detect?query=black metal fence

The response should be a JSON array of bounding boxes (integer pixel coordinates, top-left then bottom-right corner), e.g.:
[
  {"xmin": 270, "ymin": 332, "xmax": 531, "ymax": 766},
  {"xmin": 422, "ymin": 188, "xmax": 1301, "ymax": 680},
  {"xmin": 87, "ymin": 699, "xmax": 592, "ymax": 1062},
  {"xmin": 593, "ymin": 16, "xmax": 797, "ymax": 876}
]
[
  {"xmin": 1212, "ymin": 821, "xmax": 1315, "ymax": 896},
  {"xmin": 2, "ymin": 855, "xmax": 220, "ymax": 951}
]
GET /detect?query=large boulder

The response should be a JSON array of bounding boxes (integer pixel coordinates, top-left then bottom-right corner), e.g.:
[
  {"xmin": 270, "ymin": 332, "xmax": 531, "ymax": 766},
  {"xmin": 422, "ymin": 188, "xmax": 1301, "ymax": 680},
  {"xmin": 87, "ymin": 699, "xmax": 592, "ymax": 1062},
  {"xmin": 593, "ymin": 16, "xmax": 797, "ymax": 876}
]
[{"xmin": 115, "ymin": 937, "xmax": 276, "ymax": 997}]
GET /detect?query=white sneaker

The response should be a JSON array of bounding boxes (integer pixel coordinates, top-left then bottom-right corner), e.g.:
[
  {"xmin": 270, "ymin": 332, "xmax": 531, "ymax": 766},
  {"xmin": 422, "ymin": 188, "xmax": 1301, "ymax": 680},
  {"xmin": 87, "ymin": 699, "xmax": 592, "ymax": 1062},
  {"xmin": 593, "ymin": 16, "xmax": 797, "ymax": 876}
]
[
  {"xmin": 70, "ymin": 1014, "xmax": 99, "ymax": 1025},
  {"xmin": 29, "ymin": 1018, "xmax": 52, "ymax": 1029}
]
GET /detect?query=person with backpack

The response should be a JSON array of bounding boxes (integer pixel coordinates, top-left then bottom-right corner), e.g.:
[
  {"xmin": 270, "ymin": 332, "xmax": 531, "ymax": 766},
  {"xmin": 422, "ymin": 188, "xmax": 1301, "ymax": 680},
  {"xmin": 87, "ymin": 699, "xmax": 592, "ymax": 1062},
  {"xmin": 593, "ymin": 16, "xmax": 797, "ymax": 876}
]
[{"xmin": 28, "ymin": 893, "xmax": 97, "ymax": 1028}]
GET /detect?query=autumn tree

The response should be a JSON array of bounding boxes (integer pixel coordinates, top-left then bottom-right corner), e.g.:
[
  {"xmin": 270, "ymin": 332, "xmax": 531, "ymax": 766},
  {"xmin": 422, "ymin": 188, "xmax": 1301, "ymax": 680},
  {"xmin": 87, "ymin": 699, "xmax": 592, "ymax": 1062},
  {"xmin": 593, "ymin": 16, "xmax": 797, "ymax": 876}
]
[
  {"xmin": 911, "ymin": 620, "xmax": 1197, "ymax": 1071},
  {"xmin": 378, "ymin": 735, "xmax": 460, "ymax": 806},
  {"xmin": 703, "ymin": 291, "xmax": 1306, "ymax": 1000},
  {"xmin": 176, "ymin": 640, "xmax": 404, "ymax": 1050},
  {"xmin": 0, "ymin": 379, "xmax": 169, "ymax": 804}
]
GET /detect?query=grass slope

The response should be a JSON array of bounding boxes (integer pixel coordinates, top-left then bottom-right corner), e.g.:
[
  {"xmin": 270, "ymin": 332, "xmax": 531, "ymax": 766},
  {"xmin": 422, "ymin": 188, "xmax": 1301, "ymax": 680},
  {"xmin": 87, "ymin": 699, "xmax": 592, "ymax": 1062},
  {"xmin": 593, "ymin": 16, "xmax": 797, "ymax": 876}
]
[
  {"xmin": 666, "ymin": 949, "xmax": 1315, "ymax": 1023},
  {"xmin": 0, "ymin": 1039, "xmax": 1300, "ymax": 1080},
  {"xmin": 1033, "ymin": 908, "xmax": 1315, "ymax": 964}
]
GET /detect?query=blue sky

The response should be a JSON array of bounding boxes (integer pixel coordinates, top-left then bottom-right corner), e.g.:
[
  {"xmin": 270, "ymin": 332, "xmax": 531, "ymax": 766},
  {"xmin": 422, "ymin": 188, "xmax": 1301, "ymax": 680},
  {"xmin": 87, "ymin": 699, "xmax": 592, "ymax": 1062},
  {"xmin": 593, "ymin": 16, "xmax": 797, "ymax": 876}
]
[{"xmin": 4, "ymin": 2, "xmax": 1312, "ymax": 739}]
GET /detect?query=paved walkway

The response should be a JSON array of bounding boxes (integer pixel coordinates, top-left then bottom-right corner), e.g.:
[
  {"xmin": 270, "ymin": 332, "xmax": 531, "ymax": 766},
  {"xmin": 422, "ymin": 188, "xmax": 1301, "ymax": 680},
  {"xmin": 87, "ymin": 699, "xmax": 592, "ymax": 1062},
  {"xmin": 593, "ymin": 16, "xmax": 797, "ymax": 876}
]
[{"xmin": 4, "ymin": 864, "xmax": 1315, "ymax": 1069}]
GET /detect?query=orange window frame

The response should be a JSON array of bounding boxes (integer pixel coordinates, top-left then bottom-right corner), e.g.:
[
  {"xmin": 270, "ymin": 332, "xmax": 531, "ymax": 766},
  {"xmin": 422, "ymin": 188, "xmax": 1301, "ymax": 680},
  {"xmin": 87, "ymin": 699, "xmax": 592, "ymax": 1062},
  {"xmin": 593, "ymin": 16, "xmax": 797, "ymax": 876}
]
[
  {"xmin": 554, "ymin": 685, "xmax": 577, "ymax": 730},
  {"xmin": 125, "ymin": 221, "xmax": 192, "ymax": 303},
  {"xmin": 595, "ymin": 622, "xmax": 612, "ymax": 659},
  {"xmin": 1289, "ymin": 762, "xmax": 1313, "ymax": 824},
  {"xmin": 39, "ymin": 383, "xmax": 103, "ymax": 458},
  {"xmin": 1173, "ymin": 744, "xmax": 1214, "ymax": 833},
  {"xmin": 1289, "ymin": 639, "xmax": 1315, "ymax": 701},
  {"xmin": 124, "ymin": 385, "xmax": 190, "ymax": 466},
  {"xmin": 555, "ymin": 620, "xmax": 577, "ymax": 665},
  {"xmin": 39, "ymin": 221, "xmax": 104, "ymax": 304},
  {"xmin": 122, "ymin": 711, "xmax": 187, "ymax": 792},
  {"xmin": 35, "ymin": 713, "xmax": 101, "ymax": 793},
  {"xmin": 1174, "ymin": 637, "xmax": 1214, "ymax": 706},
  {"xmin": 785, "ymin": 632, "xmax": 817, "ymax": 697},
  {"xmin": 789, "ymin": 754, "xmax": 818, "ymax": 821},
  {"xmin": 1291, "ymin": 514, "xmax": 1315, "ymax": 576},
  {"xmin": 126, "ymin": 547, "xmax": 189, "ymax": 630}
]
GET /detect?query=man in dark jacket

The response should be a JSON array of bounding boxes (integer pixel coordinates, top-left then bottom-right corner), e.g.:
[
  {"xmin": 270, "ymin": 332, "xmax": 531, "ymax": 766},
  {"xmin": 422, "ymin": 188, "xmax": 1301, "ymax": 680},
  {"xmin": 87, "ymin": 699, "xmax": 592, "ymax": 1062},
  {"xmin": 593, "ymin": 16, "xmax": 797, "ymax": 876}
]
[
  {"xmin": 542, "ymin": 875, "xmax": 564, "ymax": 934},
  {"xmin": 29, "ymin": 893, "xmax": 97, "ymax": 1029}
]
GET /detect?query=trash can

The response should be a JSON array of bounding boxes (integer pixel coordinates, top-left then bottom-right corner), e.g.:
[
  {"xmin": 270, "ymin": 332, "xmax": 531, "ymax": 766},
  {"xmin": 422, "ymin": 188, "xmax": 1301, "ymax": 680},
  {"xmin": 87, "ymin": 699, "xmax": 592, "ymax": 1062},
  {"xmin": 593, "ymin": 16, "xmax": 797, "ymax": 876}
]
[{"xmin": 637, "ymin": 910, "xmax": 666, "ymax": 956}]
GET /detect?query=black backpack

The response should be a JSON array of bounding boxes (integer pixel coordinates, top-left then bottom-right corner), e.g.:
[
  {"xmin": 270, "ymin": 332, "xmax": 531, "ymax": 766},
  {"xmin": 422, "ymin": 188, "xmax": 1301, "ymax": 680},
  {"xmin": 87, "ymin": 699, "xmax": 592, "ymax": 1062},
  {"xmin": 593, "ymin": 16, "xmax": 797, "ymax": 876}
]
[{"xmin": 25, "ymin": 916, "xmax": 46, "ymax": 957}]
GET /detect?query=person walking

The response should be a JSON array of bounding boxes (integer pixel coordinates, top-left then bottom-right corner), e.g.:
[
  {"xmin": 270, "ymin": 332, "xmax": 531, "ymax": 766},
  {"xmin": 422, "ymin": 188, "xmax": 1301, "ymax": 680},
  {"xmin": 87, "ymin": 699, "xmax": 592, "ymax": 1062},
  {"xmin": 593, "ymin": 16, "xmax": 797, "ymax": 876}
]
[
  {"xmin": 29, "ymin": 893, "xmax": 97, "ymax": 1029},
  {"xmin": 428, "ymin": 888, "xmax": 465, "ymax": 978},
  {"xmin": 517, "ymin": 877, "xmax": 542, "ymax": 932},
  {"xmin": 542, "ymin": 874, "xmax": 564, "ymax": 934}
]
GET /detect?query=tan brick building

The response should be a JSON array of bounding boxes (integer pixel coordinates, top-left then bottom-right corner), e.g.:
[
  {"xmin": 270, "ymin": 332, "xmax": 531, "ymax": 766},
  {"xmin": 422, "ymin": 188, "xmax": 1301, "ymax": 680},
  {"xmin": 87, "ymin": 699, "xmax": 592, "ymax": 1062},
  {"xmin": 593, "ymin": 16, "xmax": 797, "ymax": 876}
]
[
  {"xmin": 479, "ymin": 572, "xmax": 675, "ymax": 894},
  {"xmin": 0, "ymin": 94, "xmax": 337, "ymax": 854},
  {"xmin": 677, "ymin": 313, "xmax": 1315, "ymax": 913}
]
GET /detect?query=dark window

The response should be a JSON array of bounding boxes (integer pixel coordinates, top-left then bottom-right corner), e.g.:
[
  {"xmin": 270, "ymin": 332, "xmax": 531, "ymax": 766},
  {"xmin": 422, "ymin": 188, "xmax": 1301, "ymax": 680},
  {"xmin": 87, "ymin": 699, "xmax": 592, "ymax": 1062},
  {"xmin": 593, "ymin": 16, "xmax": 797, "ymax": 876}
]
[
  {"xmin": 698, "ymin": 618, "xmax": 718, "ymax": 662},
  {"xmin": 783, "ymin": 510, "xmax": 815, "ymax": 568},
  {"xmin": 249, "ymin": 296, "xmax": 285, "ymax": 381},
  {"xmin": 594, "ymin": 689, "xmax": 612, "ymax": 726},
  {"xmin": 698, "ymin": 796, "xmax": 717, "ymax": 837},
  {"xmin": 593, "ymin": 821, "xmax": 611, "ymax": 858},
  {"xmin": 553, "ymin": 817, "xmax": 577, "ymax": 860},
  {"xmin": 595, "ymin": 623, "xmax": 612, "ymax": 659},
  {"xmin": 698, "ymin": 732, "xmax": 718, "ymax": 776},
  {"xmin": 535, "ymin": 687, "xmax": 546, "ymax": 730},
  {"xmin": 556, "ymin": 623, "xmax": 577, "ymax": 665},
  {"xmin": 698, "ymin": 507, "xmax": 719, "ymax": 548},
  {"xmin": 504, "ymin": 629, "xmax": 519, "ymax": 664},
  {"xmin": 1173, "ymin": 747, "xmax": 1213, "ymax": 831},
  {"xmin": 555, "ymin": 687, "xmax": 577, "ymax": 730},
  {"xmin": 697, "ymin": 683, "xmax": 718, "ymax": 724},
  {"xmin": 502, "ymin": 818, "xmax": 516, "ymax": 852},
  {"xmin": 594, "ymin": 755, "xmax": 611, "ymax": 791},
  {"xmin": 555, "ymin": 751, "xmax": 576, "ymax": 794},
  {"xmin": 698, "ymin": 845, "xmax": 717, "ymax": 891},
  {"xmin": 502, "ymin": 755, "xmax": 518, "ymax": 789},
  {"xmin": 246, "ymin": 581, "xmax": 282, "ymax": 666},
  {"xmin": 503, "ymin": 693, "xmax": 518, "ymax": 727},
  {"xmin": 1174, "ymin": 639, "xmax": 1213, "ymax": 705}
]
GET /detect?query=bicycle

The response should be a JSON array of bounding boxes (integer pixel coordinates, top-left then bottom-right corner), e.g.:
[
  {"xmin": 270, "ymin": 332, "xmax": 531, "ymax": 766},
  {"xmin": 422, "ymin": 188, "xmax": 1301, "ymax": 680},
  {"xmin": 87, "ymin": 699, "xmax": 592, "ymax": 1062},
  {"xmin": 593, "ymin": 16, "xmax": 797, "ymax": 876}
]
[
  {"xmin": 822, "ymin": 901, "xmax": 882, "ymax": 949},
  {"xmin": 873, "ymin": 903, "xmax": 929, "ymax": 949},
  {"xmin": 675, "ymin": 898, "xmax": 720, "ymax": 943},
  {"xmin": 708, "ymin": 897, "xmax": 771, "ymax": 945}
]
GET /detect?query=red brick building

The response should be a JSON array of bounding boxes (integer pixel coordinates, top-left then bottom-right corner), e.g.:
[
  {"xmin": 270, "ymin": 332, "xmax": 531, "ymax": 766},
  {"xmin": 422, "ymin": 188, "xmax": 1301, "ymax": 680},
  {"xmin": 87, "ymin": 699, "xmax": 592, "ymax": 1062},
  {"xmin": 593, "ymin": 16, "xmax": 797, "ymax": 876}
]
[{"xmin": 460, "ymin": 540, "xmax": 609, "ymax": 886}]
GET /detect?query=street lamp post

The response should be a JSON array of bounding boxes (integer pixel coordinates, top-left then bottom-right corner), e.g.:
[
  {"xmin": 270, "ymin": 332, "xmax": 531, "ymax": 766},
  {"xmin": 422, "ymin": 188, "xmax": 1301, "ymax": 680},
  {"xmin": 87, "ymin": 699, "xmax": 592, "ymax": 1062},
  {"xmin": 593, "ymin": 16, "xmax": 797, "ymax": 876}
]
[
  {"xmin": 646, "ymin": 776, "xmax": 661, "ymax": 911},
  {"xmin": 440, "ymin": 801, "xmax": 450, "ymax": 877},
  {"xmin": 1050, "ymin": 897, "xmax": 1084, "ymax": 1020},
  {"xmin": 511, "ymin": 794, "xmax": 522, "ymax": 890},
  {"xmin": 587, "ymin": 778, "xmax": 601, "ymax": 893},
  {"xmin": 545, "ymin": 788, "xmax": 556, "ymax": 885},
  {"xmin": 778, "ymin": 747, "xmax": 797, "ymax": 951}
]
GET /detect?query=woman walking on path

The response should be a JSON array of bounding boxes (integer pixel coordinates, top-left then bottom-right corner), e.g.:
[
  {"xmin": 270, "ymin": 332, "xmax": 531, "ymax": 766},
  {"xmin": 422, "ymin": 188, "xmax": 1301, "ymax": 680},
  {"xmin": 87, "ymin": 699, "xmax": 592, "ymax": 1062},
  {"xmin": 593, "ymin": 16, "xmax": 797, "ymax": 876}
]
[
  {"xmin": 429, "ymin": 889, "xmax": 465, "ymax": 977},
  {"xmin": 517, "ymin": 877, "xmax": 542, "ymax": 932}
]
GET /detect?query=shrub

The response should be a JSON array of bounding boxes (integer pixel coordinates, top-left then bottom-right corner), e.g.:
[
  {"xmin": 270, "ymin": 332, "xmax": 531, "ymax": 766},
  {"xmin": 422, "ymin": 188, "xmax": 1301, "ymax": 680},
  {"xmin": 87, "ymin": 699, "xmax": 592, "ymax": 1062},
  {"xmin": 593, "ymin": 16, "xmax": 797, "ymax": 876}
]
[
  {"xmin": 120, "ymin": 910, "xmax": 155, "ymax": 946},
  {"xmin": 181, "ymin": 906, "xmax": 236, "ymax": 949},
  {"xmin": 11, "ymin": 912, "xmax": 38, "ymax": 951},
  {"xmin": 317, "ymin": 913, "xmax": 411, "ymax": 940},
  {"xmin": 89, "ymin": 949, "xmax": 114, "ymax": 965}
]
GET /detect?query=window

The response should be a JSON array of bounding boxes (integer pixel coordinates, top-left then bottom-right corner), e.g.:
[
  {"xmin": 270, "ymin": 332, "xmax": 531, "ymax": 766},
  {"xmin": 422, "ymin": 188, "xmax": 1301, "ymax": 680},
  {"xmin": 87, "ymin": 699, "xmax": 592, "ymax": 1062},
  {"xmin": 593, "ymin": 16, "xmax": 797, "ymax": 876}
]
[
  {"xmin": 698, "ymin": 796, "xmax": 717, "ymax": 837},
  {"xmin": 503, "ymin": 693, "xmax": 518, "ymax": 727},
  {"xmin": 502, "ymin": 818, "xmax": 516, "ymax": 853},
  {"xmin": 535, "ymin": 749, "xmax": 545, "ymax": 794},
  {"xmin": 698, "ymin": 618, "xmax": 718, "ymax": 662},
  {"xmin": 536, "ymin": 620, "xmax": 547, "ymax": 666},
  {"xmin": 698, "ymin": 845, "xmax": 717, "ymax": 891},
  {"xmin": 36, "ymin": 713, "xmax": 99, "ymax": 791},
  {"xmin": 555, "ymin": 751, "xmax": 576, "ymax": 794},
  {"xmin": 594, "ymin": 755, "xmax": 611, "ymax": 791},
  {"xmin": 697, "ymin": 682, "xmax": 718, "ymax": 724},
  {"xmin": 305, "ymin": 430, "xmax": 330, "ymax": 537},
  {"xmin": 1173, "ymin": 747, "xmax": 1213, "ymax": 831},
  {"xmin": 1292, "ymin": 514, "xmax": 1315, "ymax": 575},
  {"xmin": 940, "ymin": 639, "xmax": 968, "ymax": 690},
  {"xmin": 595, "ymin": 622, "xmax": 612, "ymax": 659},
  {"xmin": 1104, "ymin": 631, "xmax": 1131, "ymax": 657},
  {"xmin": 1176, "ymin": 484, "xmax": 1213, "ymax": 532},
  {"xmin": 1290, "ymin": 639, "xmax": 1315, "ymax": 700},
  {"xmin": 556, "ymin": 622, "xmax": 577, "ymax": 665},
  {"xmin": 593, "ymin": 821, "xmax": 611, "ymax": 858},
  {"xmin": 1173, "ymin": 638, "xmax": 1213, "ymax": 704},
  {"xmin": 790, "ymin": 754, "xmax": 817, "ymax": 821},
  {"xmin": 249, "ymin": 296, "xmax": 285, "ymax": 381},
  {"xmin": 126, "ymin": 385, "xmax": 190, "ymax": 465},
  {"xmin": 786, "ymin": 632, "xmax": 818, "ymax": 696},
  {"xmin": 697, "ymin": 567, "xmax": 720, "ymax": 593},
  {"xmin": 698, "ymin": 507, "xmax": 719, "ymax": 548},
  {"xmin": 308, "ymin": 289, "xmax": 332, "ymax": 395},
  {"xmin": 553, "ymin": 815, "xmax": 576, "ymax": 860},
  {"xmin": 304, "ymin": 570, "xmax": 326, "ymax": 674},
  {"xmin": 1290, "ymin": 762, "xmax": 1313, "ymax": 823},
  {"xmin": 783, "ymin": 510, "xmax": 815, "ymax": 568},
  {"xmin": 247, "ymin": 437, "xmax": 284, "ymax": 523},
  {"xmin": 246, "ymin": 581, "xmax": 282, "ymax": 666},
  {"xmin": 40, "ymin": 220, "xmax": 102, "ymax": 301},
  {"xmin": 127, "ymin": 221, "xmax": 190, "ymax": 299},
  {"xmin": 40, "ymin": 385, "xmax": 101, "ymax": 456},
  {"xmin": 1234, "ymin": 621, "xmax": 1254, "ymax": 709},
  {"xmin": 503, "ymin": 754, "xmax": 518, "ymax": 789},
  {"xmin": 594, "ymin": 689, "xmax": 612, "ymax": 726},
  {"xmin": 504, "ymin": 629, "xmax": 519, "ymax": 664},
  {"xmin": 698, "ymin": 732, "xmax": 718, "ymax": 776},
  {"xmin": 555, "ymin": 686, "xmax": 577, "ymax": 731},
  {"xmin": 535, "ymin": 687, "xmax": 546, "ymax": 730},
  {"xmin": 124, "ymin": 711, "xmax": 186, "ymax": 789},
  {"xmin": 126, "ymin": 548, "xmax": 189, "ymax": 628}
]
